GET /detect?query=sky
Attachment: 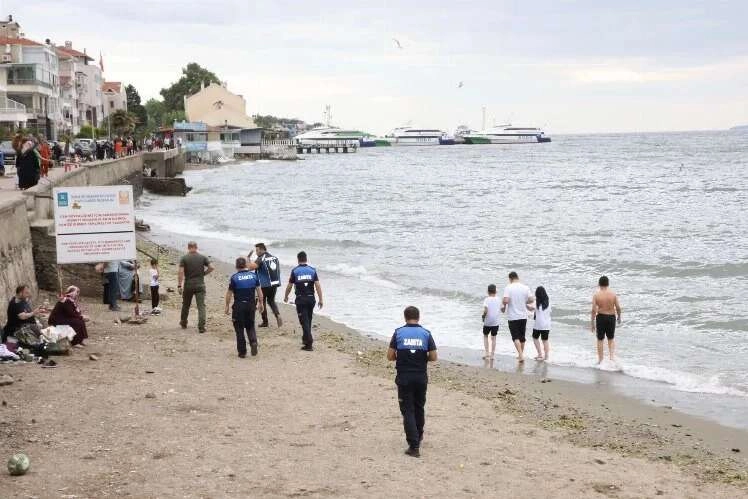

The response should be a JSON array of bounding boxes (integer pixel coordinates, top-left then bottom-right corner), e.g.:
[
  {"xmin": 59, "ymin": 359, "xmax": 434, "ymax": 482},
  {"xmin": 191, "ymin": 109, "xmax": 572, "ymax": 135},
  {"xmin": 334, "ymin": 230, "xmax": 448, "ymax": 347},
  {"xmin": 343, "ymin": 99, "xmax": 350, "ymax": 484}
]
[{"xmin": 8, "ymin": 0, "xmax": 748, "ymax": 134}]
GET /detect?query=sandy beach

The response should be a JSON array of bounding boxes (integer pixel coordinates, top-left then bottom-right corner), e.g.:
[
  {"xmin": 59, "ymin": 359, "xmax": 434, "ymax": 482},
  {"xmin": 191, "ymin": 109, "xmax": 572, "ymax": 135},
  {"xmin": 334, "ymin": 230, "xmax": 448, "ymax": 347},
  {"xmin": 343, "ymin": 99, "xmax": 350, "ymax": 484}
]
[{"xmin": 1, "ymin": 240, "xmax": 746, "ymax": 498}]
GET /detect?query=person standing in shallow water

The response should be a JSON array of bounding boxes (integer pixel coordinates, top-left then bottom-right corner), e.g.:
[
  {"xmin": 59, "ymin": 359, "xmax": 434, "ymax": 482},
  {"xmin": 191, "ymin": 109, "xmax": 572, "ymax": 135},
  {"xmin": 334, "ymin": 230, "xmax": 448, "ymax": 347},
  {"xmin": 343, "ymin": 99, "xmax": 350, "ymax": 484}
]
[
  {"xmin": 531, "ymin": 286, "xmax": 551, "ymax": 361},
  {"xmin": 284, "ymin": 251, "xmax": 323, "ymax": 351},
  {"xmin": 591, "ymin": 275, "xmax": 622, "ymax": 364},
  {"xmin": 387, "ymin": 306, "xmax": 438, "ymax": 458},
  {"xmin": 501, "ymin": 271, "xmax": 535, "ymax": 362}
]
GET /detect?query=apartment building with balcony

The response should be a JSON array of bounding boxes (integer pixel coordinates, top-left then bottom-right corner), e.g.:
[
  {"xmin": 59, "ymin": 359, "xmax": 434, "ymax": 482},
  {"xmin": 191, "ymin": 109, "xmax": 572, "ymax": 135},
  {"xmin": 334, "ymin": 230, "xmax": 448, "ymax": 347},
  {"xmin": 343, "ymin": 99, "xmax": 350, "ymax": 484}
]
[
  {"xmin": 56, "ymin": 41, "xmax": 103, "ymax": 133},
  {"xmin": 102, "ymin": 81, "xmax": 127, "ymax": 117}
]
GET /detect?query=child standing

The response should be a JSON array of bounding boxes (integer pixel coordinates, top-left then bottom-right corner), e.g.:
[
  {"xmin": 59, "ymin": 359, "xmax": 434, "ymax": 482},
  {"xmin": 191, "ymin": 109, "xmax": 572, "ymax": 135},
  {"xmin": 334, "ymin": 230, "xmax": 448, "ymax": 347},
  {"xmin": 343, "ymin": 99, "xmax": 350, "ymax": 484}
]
[
  {"xmin": 532, "ymin": 286, "xmax": 551, "ymax": 361},
  {"xmin": 482, "ymin": 284, "xmax": 501, "ymax": 359},
  {"xmin": 149, "ymin": 258, "xmax": 161, "ymax": 314}
]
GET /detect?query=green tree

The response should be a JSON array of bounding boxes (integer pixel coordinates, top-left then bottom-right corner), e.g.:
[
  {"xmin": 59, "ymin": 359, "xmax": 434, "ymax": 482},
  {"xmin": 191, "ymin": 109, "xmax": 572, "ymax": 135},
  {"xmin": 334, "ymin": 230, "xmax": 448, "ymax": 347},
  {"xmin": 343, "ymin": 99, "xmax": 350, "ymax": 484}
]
[
  {"xmin": 159, "ymin": 63, "xmax": 221, "ymax": 112},
  {"xmin": 145, "ymin": 98, "xmax": 165, "ymax": 132},
  {"xmin": 125, "ymin": 84, "xmax": 148, "ymax": 133},
  {"xmin": 110, "ymin": 110, "xmax": 137, "ymax": 136}
]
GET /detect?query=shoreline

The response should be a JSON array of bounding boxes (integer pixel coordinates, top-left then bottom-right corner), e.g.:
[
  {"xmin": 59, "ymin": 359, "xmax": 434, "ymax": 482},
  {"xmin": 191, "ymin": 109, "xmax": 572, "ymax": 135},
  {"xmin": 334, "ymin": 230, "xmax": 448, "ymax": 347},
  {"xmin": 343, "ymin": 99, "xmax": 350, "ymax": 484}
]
[
  {"xmin": 144, "ymin": 234, "xmax": 748, "ymax": 484},
  {"xmin": 2, "ymin": 237, "xmax": 746, "ymax": 497},
  {"xmin": 136, "ymin": 221, "xmax": 748, "ymax": 432}
]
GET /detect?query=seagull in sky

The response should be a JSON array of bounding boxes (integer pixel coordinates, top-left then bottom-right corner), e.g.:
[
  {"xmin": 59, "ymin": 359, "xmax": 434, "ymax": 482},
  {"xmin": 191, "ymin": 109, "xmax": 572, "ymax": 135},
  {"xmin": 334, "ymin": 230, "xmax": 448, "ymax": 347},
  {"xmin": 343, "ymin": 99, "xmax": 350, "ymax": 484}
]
[
  {"xmin": 457, "ymin": 81, "xmax": 464, "ymax": 88},
  {"xmin": 393, "ymin": 38, "xmax": 403, "ymax": 49}
]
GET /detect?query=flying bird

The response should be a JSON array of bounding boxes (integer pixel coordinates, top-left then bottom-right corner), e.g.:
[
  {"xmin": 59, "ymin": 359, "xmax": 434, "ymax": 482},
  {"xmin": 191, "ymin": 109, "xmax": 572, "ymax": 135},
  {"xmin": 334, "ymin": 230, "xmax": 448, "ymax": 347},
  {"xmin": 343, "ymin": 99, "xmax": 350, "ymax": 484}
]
[
  {"xmin": 457, "ymin": 81, "xmax": 464, "ymax": 88},
  {"xmin": 393, "ymin": 38, "xmax": 403, "ymax": 49}
]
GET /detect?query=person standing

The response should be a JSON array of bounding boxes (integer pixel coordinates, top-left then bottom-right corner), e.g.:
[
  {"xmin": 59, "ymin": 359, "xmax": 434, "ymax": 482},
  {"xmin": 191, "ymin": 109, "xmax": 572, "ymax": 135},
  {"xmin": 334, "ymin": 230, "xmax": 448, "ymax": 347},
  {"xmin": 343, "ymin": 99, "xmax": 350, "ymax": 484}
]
[
  {"xmin": 178, "ymin": 241, "xmax": 214, "ymax": 334},
  {"xmin": 501, "ymin": 271, "xmax": 535, "ymax": 363},
  {"xmin": 386, "ymin": 306, "xmax": 438, "ymax": 458},
  {"xmin": 252, "ymin": 243, "xmax": 282, "ymax": 328},
  {"xmin": 283, "ymin": 251, "xmax": 323, "ymax": 351},
  {"xmin": 225, "ymin": 257, "xmax": 264, "ymax": 358},
  {"xmin": 16, "ymin": 138, "xmax": 41, "ymax": 190},
  {"xmin": 591, "ymin": 276, "xmax": 622, "ymax": 364},
  {"xmin": 38, "ymin": 138, "xmax": 52, "ymax": 177},
  {"xmin": 531, "ymin": 286, "xmax": 552, "ymax": 361},
  {"xmin": 149, "ymin": 258, "xmax": 161, "ymax": 313},
  {"xmin": 102, "ymin": 261, "xmax": 121, "ymax": 311},
  {"xmin": 481, "ymin": 284, "xmax": 501, "ymax": 359}
]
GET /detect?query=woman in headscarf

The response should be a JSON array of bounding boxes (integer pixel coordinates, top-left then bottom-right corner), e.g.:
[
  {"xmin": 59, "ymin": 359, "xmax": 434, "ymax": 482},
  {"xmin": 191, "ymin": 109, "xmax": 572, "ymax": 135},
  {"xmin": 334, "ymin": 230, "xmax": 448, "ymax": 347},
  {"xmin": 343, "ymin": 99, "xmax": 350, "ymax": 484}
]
[
  {"xmin": 48, "ymin": 286, "xmax": 88, "ymax": 347},
  {"xmin": 16, "ymin": 138, "xmax": 41, "ymax": 190}
]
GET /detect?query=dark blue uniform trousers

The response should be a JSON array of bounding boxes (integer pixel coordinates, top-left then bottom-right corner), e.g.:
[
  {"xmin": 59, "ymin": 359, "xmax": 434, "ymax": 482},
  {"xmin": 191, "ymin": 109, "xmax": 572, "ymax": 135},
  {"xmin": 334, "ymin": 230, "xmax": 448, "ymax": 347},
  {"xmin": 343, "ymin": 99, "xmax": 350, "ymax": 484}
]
[
  {"xmin": 232, "ymin": 301, "xmax": 257, "ymax": 356},
  {"xmin": 295, "ymin": 295, "xmax": 316, "ymax": 347},
  {"xmin": 396, "ymin": 373, "xmax": 428, "ymax": 449}
]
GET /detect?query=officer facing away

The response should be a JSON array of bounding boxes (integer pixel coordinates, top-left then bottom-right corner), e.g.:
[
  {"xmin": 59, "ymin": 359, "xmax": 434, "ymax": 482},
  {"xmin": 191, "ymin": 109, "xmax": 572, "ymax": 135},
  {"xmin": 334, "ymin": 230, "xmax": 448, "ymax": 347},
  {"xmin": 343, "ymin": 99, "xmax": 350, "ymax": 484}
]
[
  {"xmin": 387, "ymin": 306, "xmax": 438, "ymax": 458},
  {"xmin": 252, "ymin": 243, "xmax": 283, "ymax": 328},
  {"xmin": 284, "ymin": 251, "xmax": 323, "ymax": 351},
  {"xmin": 225, "ymin": 257, "xmax": 264, "ymax": 358}
]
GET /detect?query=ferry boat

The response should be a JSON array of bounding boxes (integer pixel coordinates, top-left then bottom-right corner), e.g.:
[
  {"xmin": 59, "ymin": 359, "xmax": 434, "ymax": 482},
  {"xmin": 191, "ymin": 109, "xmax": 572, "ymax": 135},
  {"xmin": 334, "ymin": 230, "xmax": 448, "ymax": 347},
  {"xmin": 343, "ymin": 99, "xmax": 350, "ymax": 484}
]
[
  {"xmin": 386, "ymin": 127, "xmax": 450, "ymax": 146},
  {"xmin": 295, "ymin": 127, "xmax": 367, "ymax": 146},
  {"xmin": 463, "ymin": 125, "xmax": 551, "ymax": 144}
]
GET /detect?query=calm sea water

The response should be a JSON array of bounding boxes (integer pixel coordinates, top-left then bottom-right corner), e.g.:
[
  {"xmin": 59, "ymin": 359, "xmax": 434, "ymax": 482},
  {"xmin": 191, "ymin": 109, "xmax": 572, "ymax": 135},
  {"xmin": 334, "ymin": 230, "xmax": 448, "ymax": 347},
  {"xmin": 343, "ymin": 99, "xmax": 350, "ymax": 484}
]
[{"xmin": 139, "ymin": 131, "xmax": 748, "ymax": 402}]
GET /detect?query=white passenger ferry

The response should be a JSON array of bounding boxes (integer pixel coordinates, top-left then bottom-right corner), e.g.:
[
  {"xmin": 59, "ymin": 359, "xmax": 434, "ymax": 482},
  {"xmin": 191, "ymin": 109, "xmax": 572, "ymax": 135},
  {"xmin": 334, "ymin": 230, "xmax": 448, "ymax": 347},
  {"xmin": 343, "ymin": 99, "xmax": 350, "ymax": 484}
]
[{"xmin": 463, "ymin": 125, "xmax": 551, "ymax": 144}]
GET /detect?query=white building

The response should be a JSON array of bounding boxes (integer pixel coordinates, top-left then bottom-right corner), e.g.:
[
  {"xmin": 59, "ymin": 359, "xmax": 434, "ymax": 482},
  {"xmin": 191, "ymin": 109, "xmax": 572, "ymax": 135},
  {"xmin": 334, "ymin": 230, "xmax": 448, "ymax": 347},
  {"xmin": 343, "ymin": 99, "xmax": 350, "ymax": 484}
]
[
  {"xmin": 56, "ymin": 42, "xmax": 103, "ymax": 132},
  {"xmin": 102, "ymin": 81, "xmax": 126, "ymax": 117}
]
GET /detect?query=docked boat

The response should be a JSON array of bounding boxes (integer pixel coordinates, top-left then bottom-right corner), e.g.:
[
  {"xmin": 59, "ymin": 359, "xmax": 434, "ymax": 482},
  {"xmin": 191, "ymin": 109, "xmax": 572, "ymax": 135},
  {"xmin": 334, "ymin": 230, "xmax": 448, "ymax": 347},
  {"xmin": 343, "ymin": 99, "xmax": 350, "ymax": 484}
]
[
  {"xmin": 295, "ymin": 127, "xmax": 367, "ymax": 146},
  {"xmin": 463, "ymin": 125, "xmax": 551, "ymax": 144},
  {"xmin": 386, "ymin": 127, "xmax": 450, "ymax": 146}
]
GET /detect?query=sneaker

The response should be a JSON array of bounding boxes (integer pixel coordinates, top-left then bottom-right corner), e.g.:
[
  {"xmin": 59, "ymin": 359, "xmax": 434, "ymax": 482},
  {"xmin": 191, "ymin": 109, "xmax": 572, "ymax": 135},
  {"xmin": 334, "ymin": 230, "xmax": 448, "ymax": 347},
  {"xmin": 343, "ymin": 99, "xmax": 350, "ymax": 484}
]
[
  {"xmin": 41, "ymin": 359, "xmax": 58, "ymax": 369},
  {"xmin": 198, "ymin": 330, "xmax": 205, "ymax": 334},
  {"xmin": 258, "ymin": 322, "xmax": 269, "ymax": 328},
  {"xmin": 109, "ymin": 306, "xmax": 121, "ymax": 312},
  {"xmin": 276, "ymin": 315, "xmax": 283, "ymax": 327},
  {"xmin": 404, "ymin": 447, "xmax": 420, "ymax": 458},
  {"xmin": 250, "ymin": 344, "xmax": 258, "ymax": 356},
  {"xmin": 179, "ymin": 322, "xmax": 187, "ymax": 329},
  {"xmin": 301, "ymin": 345, "xmax": 314, "ymax": 351}
]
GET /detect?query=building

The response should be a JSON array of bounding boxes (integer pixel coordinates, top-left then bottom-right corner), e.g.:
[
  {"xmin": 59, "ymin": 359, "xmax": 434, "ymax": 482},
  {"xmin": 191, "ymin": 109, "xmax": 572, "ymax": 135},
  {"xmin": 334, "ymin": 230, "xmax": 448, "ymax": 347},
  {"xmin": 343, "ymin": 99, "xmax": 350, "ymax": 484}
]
[
  {"xmin": 0, "ymin": 31, "xmax": 61, "ymax": 139},
  {"xmin": 56, "ymin": 42, "xmax": 103, "ymax": 132},
  {"xmin": 184, "ymin": 82, "xmax": 256, "ymax": 129},
  {"xmin": 102, "ymin": 81, "xmax": 127, "ymax": 117}
]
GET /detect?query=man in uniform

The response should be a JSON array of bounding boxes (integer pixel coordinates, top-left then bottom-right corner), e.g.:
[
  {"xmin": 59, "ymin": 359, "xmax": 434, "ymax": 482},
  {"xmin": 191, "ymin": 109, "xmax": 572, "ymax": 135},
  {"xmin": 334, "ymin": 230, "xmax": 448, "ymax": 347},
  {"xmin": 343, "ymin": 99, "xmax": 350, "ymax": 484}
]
[
  {"xmin": 178, "ymin": 241, "xmax": 214, "ymax": 334},
  {"xmin": 283, "ymin": 251, "xmax": 323, "ymax": 351},
  {"xmin": 387, "ymin": 306, "xmax": 438, "ymax": 458},
  {"xmin": 252, "ymin": 243, "xmax": 282, "ymax": 328},
  {"xmin": 225, "ymin": 257, "xmax": 264, "ymax": 358}
]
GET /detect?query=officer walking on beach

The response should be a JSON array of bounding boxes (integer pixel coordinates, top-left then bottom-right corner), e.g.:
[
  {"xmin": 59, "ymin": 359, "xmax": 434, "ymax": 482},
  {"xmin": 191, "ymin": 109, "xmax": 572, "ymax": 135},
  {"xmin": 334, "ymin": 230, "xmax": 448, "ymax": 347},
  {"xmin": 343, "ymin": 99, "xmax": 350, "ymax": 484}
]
[
  {"xmin": 178, "ymin": 241, "xmax": 214, "ymax": 334},
  {"xmin": 387, "ymin": 306, "xmax": 437, "ymax": 458},
  {"xmin": 252, "ymin": 243, "xmax": 283, "ymax": 328},
  {"xmin": 225, "ymin": 257, "xmax": 264, "ymax": 358},
  {"xmin": 283, "ymin": 251, "xmax": 323, "ymax": 351}
]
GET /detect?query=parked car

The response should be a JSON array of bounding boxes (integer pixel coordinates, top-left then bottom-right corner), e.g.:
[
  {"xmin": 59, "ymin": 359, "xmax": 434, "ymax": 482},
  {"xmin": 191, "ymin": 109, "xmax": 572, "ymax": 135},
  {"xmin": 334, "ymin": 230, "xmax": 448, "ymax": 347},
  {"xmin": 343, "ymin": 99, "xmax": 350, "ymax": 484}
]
[
  {"xmin": 73, "ymin": 138, "xmax": 95, "ymax": 159},
  {"xmin": 0, "ymin": 140, "xmax": 16, "ymax": 166}
]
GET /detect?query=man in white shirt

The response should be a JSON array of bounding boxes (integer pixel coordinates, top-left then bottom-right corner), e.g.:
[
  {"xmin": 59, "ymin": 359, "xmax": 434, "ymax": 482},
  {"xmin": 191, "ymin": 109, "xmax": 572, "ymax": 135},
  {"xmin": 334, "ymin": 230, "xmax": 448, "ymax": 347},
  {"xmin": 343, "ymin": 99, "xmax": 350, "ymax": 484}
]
[{"xmin": 501, "ymin": 271, "xmax": 535, "ymax": 362}]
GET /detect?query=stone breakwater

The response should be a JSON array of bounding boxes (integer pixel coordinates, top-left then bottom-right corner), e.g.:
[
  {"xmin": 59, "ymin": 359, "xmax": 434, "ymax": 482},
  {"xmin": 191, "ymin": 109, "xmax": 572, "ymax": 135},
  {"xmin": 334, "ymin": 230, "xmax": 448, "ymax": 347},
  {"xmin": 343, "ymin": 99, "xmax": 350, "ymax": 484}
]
[{"xmin": 0, "ymin": 151, "xmax": 183, "ymax": 324}]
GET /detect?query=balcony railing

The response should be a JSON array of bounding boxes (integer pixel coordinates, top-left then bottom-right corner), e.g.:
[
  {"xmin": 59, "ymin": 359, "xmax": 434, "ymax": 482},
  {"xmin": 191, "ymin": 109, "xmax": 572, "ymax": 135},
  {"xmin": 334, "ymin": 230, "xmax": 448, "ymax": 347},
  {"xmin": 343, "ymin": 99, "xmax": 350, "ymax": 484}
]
[{"xmin": 0, "ymin": 96, "xmax": 27, "ymax": 113}]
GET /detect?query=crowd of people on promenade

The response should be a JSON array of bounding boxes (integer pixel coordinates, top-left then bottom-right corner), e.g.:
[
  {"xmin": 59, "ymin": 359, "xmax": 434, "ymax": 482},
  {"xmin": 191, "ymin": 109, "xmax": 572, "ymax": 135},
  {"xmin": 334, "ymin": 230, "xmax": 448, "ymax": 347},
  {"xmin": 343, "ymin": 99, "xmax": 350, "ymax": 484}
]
[{"xmin": 1, "ymin": 132, "xmax": 182, "ymax": 190}]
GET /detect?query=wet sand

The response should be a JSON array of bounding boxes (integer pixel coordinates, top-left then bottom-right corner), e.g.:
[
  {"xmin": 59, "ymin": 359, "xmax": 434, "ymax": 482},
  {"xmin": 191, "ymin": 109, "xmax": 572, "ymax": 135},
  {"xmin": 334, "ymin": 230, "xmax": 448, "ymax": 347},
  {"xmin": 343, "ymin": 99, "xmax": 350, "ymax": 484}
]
[{"xmin": 1, "ymin": 239, "xmax": 746, "ymax": 498}]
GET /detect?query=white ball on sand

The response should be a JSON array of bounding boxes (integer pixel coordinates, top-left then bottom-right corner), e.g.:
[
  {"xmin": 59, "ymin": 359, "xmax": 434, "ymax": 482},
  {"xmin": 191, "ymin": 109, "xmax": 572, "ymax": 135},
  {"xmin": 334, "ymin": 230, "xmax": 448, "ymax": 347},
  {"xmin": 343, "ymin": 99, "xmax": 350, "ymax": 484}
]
[{"xmin": 7, "ymin": 453, "xmax": 30, "ymax": 476}]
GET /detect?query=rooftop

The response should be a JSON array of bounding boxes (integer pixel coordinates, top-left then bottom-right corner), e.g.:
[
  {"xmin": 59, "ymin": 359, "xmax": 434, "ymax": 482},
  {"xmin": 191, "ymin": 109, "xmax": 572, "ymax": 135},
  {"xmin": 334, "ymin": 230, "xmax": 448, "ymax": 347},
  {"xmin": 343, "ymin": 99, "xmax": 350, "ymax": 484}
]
[
  {"xmin": 0, "ymin": 36, "xmax": 42, "ymax": 46},
  {"xmin": 55, "ymin": 45, "xmax": 93, "ymax": 61},
  {"xmin": 102, "ymin": 81, "xmax": 122, "ymax": 93}
]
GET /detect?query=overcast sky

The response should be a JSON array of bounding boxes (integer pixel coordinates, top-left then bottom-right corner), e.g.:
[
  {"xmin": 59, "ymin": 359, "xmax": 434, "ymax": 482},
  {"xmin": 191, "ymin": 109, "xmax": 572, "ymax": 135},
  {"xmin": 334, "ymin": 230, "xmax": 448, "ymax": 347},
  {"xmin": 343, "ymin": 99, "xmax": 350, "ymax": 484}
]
[{"xmin": 10, "ymin": 0, "xmax": 748, "ymax": 134}]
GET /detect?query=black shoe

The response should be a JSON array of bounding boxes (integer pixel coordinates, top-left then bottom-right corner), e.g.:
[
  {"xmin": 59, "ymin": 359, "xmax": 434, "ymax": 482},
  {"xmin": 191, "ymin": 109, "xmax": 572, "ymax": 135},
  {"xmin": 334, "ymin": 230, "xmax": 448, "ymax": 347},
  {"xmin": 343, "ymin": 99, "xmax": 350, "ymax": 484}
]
[
  {"xmin": 250, "ymin": 344, "xmax": 258, "ymax": 356},
  {"xmin": 258, "ymin": 322, "xmax": 269, "ymax": 328},
  {"xmin": 238, "ymin": 353, "xmax": 246, "ymax": 358},
  {"xmin": 179, "ymin": 322, "xmax": 187, "ymax": 329},
  {"xmin": 110, "ymin": 306, "xmax": 121, "ymax": 312},
  {"xmin": 405, "ymin": 447, "xmax": 420, "ymax": 458},
  {"xmin": 301, "ymin": 345, "xmax": 314, "ymax": 351},
  {"xmin": 198, "ymin": 330, "xmax": 205, "ymax": 334}
]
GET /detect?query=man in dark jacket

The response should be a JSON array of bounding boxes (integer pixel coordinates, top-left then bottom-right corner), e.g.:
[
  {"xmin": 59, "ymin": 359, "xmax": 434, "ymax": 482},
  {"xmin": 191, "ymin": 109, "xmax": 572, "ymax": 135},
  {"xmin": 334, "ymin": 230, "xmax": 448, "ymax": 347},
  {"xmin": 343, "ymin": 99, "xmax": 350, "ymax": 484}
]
[{"xmin": 16, "ymin": 138, "xmax": 40, "ymax": 190}]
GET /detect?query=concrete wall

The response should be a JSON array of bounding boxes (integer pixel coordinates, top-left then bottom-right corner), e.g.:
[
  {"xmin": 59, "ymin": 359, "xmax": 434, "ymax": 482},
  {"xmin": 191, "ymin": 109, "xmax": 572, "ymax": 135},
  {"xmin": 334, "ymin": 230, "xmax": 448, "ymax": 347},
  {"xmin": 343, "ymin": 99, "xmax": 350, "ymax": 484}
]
[
  {"xmin": 0, "ymin": 194, "xmax": 37, "ymax": 325},
  {"xmin": 143, "ymin": 148, "xmax": 185, "ymax": 177}
]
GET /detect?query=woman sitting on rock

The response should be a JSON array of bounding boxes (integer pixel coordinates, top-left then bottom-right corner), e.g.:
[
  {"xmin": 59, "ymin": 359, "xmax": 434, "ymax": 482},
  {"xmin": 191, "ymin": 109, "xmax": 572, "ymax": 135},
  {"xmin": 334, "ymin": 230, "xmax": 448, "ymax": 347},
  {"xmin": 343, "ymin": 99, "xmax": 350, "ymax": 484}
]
[{"xmin": 48, "ymin": 286, "xmax": 89, "ymax": 347}]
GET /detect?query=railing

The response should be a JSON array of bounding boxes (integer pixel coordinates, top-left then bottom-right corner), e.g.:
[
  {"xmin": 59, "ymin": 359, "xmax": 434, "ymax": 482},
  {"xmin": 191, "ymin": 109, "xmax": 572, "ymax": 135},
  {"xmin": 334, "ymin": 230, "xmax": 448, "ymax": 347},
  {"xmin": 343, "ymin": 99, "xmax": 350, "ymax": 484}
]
[
  {"xmin": 262, "ymin": 139, "xmax": 295, "ymax": 146},
  {"xmin": 0, "ymin": 96, "xmax": 27, "ymax": 113}
]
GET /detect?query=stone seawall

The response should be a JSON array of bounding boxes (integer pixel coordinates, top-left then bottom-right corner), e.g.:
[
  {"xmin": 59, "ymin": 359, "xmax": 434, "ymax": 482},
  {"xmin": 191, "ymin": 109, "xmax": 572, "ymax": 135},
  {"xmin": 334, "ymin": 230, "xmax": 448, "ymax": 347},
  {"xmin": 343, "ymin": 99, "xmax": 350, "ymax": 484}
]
[{"xmin": 0, "ymin": 194, "xmax": 38, "ymax": 325}]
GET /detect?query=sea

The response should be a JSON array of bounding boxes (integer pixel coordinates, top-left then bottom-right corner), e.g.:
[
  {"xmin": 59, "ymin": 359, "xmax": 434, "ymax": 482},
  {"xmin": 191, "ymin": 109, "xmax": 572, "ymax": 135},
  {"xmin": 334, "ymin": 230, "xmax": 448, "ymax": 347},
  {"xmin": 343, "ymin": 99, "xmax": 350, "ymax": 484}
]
[{"xmin": 137, "ymin": 130, "xmax": 748, "ymax": 429}]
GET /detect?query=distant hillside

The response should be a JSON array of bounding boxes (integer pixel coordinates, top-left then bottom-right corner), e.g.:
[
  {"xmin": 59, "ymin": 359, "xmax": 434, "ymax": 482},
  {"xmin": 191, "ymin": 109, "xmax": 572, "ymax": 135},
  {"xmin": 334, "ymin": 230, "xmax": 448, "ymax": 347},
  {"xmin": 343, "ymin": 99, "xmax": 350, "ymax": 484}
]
[{"xmin": 730, "ymin": 125, "xmax": 748, "ymax": 131}]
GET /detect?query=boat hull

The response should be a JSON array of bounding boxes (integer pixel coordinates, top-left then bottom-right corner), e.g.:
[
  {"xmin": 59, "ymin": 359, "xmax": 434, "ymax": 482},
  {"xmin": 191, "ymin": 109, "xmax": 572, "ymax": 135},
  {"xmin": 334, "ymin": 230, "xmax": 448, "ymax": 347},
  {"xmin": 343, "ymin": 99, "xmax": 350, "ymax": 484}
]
[{"xmin": 464, "ymin": 134, "xmax": 548, "ymax": 144}]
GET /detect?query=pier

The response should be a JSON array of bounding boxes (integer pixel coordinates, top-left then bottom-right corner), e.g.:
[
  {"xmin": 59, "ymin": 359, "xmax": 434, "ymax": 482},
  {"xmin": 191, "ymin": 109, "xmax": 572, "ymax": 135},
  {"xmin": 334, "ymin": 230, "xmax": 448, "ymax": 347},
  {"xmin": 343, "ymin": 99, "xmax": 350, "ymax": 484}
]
[{"xmin": 295, "ymin": 139, "xmax": 359, "ymax": 154}]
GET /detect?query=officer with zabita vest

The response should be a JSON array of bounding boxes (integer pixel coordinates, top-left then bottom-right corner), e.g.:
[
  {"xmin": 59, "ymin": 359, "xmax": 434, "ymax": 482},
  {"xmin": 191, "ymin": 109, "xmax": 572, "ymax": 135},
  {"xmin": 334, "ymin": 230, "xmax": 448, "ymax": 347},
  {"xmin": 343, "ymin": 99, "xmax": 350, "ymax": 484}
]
[
  {"xmin": 387, "ymin": 306, "xmax": 438, "ymax": 458},
  {"xmin": 225, "ymin": 257, "xmax": 264, "ymax": 358},
  {"xmin": 252, "ymin": 243, "xmax": 283, "ymax": 328},
  {"xmin": 284, "ymin": 251, "xmax": 324, "ymax": 351}
]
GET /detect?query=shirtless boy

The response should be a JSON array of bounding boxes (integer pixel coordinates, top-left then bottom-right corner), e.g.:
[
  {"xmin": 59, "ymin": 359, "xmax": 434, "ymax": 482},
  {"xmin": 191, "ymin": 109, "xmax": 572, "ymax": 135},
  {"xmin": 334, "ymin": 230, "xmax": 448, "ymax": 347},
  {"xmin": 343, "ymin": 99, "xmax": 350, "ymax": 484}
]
[{"xmin": 591, "ymin": 275, "xmax": 622, "ymax": 364}]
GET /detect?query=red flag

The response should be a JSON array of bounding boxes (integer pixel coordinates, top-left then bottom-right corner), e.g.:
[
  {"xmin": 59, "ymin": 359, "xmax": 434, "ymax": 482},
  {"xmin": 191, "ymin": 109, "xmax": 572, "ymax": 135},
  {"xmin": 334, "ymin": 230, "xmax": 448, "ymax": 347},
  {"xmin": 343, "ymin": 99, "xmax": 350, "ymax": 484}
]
[{"xmin": 99, "ymin": 52, "xmax": 104, "ymax": 72}]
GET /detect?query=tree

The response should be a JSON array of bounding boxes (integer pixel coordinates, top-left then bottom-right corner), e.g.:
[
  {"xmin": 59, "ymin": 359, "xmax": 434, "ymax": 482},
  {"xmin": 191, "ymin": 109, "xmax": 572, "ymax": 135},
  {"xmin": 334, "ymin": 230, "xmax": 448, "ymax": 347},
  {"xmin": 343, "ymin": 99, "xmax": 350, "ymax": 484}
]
[
  {"xmin": 145, "ymin": 98, "xmax": 165, "ymax": 132},
  {"xmin": 110, "ymin": 110, "xmax": 137, "ymax": 136},
  {"xmin": 125, "ymin": 84, "xmax": 148, "ymax": 133},
  {"xmin": 159, "ymin": 63, "xmax": 221, "ymax": 112}
]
